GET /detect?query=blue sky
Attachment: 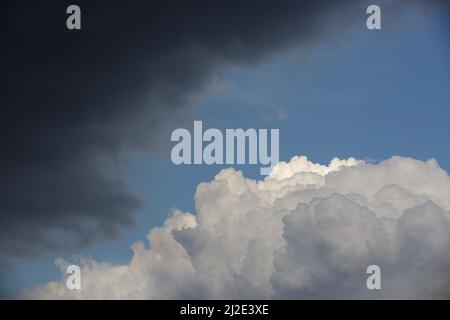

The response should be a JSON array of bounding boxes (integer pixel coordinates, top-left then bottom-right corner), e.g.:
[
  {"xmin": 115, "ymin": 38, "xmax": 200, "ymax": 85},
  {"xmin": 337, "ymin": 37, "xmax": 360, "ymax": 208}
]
[{"xmin": 3, "ymin": 5, "xmax": 449, "ymax": 297}]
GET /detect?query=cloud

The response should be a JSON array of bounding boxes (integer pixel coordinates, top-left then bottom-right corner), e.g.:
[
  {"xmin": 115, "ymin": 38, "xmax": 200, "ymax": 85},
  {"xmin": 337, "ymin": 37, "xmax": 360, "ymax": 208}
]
[
  {"xmin": 23, "ymin": 155, "xmax": 450, "ymax": 299},
  {"xmin": 0, "ymin": 0, "xmax": 372, "ymax": 258}
]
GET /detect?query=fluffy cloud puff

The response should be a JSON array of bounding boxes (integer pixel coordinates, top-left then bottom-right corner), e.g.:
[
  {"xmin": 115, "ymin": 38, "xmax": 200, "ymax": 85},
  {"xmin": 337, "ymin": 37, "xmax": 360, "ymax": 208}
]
[{"xmin": 23, "ymin": 155, "xmax": 450, "ymax": 299}]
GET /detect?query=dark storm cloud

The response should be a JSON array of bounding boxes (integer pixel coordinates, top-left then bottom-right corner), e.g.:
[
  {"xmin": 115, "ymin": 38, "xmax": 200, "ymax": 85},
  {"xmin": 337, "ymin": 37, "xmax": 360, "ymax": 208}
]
[{"xmin": 0, "ymin": 0, "xmax": 420, "ymax": 259}]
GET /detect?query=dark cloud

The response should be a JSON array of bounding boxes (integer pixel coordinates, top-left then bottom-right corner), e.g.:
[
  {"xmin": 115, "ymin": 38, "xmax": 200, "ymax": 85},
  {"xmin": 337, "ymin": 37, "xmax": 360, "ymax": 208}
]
[{"xmin": 1, "ymin": 0, "xmax": 441, "ymax": 259}]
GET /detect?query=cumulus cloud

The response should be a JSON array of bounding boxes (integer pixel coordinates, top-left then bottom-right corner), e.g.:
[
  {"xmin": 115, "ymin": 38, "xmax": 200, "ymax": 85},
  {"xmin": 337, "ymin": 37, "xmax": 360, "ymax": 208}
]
[{"xmin": 23, "ymin": 155, "xmax": 450, "ymax": 299}]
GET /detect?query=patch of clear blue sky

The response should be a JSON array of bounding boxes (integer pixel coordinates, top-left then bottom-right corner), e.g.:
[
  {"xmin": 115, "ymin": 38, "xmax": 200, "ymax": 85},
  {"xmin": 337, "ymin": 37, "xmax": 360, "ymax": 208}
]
[{"xmin": 3, "ymin": 5, "xmax": 449, "ymax": 297}]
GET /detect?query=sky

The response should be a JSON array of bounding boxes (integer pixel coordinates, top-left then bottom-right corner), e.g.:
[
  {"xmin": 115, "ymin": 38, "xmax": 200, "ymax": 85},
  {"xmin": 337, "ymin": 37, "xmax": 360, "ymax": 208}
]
[{"xmin": 1, "ymin": 1, "xmax": 449, "ymax": 298}]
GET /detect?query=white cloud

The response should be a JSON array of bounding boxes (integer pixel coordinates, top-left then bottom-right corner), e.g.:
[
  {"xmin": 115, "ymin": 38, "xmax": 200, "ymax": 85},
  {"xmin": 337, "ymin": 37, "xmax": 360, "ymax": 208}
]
[{"xmin": 23, "ymin": 156, "xmax": 450, "ymax": 299}]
